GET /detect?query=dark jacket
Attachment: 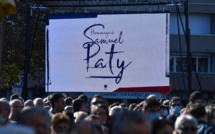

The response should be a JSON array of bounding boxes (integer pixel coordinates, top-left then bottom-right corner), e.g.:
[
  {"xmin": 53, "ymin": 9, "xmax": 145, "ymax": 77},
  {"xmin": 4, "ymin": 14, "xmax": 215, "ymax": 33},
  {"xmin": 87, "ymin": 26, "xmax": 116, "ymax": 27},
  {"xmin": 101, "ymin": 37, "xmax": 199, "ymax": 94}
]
[{"xmin": 197, "ymin": 121, "xmax": 215, "ymax": 134}]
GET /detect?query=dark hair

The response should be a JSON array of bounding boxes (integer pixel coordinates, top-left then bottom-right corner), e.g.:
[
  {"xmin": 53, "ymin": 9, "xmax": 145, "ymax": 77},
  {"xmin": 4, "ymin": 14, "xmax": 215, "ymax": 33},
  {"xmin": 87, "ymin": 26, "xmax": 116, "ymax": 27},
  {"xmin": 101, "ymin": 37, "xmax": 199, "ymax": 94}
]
[
  {"xmin": 169, "ymin": 96, "xmax": 181, "ymax": 107},
  {"xmin": 65, "ymin": 97, "xmax": 73, "ymax": 105},
  {"xmin": 72, "ymin": 99, "xmax": 84, "ymax": 112},
  {"xmin": 91, "ymin": 104, "xmax": 109, "ymax": 117},
  {"xmin": 188, "ymin": 103, "xmax": 206, "ymax": 119},
  {"xmin": 49, "ymin": 93, "xmax": 64, "ymax": 108},
  {"xmin": 64, "ymin": 111, "xmax": 74, "ymax": 127},
  {"xmin": 10, "ymin": 94, "xmax": 19, "ymax": 101},
  {"xmin": 189, "ymin": 91, "xmax": 204, "ymax": 103},
  {"xmin": 152, "ymin": 119, "xmax": 173, "ymax": 134},
  {"xmin": 143, "ymin": 99, "xmax": 160, "ymax": 111},
  {"xmin": 78, "ymin": 94, "xmax": 88, "ymax": 104},
  {"xmin": 91, "ymin": 95, "xmax": 106, "ymax": 106}
]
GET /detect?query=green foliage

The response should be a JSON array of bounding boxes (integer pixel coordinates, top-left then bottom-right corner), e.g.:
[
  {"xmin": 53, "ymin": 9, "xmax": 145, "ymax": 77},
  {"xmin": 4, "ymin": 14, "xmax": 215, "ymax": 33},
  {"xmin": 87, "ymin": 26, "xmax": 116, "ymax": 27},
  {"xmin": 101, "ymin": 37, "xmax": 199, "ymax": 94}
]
[{"xmin": 1, "ymin": 0, "xmax": 46, "ymax": 88}]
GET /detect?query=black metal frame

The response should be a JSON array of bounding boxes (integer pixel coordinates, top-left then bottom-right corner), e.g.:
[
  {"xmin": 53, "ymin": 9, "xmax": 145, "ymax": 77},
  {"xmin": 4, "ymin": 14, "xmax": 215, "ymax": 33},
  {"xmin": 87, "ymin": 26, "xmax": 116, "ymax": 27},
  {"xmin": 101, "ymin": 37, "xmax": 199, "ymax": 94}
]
[{"xmin": 22, "ymin": 0, "xmax": 190, "ymax": 100}]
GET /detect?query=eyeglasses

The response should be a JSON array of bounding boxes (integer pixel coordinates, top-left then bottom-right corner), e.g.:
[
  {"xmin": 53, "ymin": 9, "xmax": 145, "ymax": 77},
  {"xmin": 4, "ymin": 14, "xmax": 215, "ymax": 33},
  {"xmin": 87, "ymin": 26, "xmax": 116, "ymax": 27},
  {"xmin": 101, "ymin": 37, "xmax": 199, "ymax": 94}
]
[{"xmin": 181, "ymin": 127, "xmax": 197, "ymax": 132}]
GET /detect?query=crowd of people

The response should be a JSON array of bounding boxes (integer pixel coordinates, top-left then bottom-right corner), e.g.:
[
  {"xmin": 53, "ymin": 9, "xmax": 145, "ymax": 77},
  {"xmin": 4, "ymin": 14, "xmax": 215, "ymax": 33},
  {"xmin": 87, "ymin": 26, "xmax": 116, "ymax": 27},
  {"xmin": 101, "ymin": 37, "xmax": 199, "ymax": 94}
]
[{"xmin": 0, "ymin": 91, "xmax": 215, "ymax": 134}]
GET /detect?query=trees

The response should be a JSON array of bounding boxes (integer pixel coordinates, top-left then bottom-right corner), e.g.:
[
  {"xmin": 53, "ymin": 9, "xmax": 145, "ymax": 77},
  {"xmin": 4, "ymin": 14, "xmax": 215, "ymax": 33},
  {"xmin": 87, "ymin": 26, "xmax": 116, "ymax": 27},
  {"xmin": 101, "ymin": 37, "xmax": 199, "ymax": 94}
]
[{"xmin": 1, "ymin": 0, "xmax": 46, "ymax": 91}]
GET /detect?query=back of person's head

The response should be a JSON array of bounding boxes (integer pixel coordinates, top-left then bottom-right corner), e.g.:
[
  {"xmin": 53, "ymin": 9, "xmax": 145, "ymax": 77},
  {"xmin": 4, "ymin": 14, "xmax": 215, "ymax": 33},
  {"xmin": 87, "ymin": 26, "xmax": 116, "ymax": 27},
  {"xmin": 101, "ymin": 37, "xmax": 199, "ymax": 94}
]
[
  {"xmin": 147, "ymin": 94, "xmax": 158, "ymax": 100},
  {"xmin": 78, "ymin": 94, "xmax": 88, "ymax": 104},
  {"xmin": 17, "ymin": 107, "xmax": 50, "ymax": 125},
  {"xmin": 65, "ymin": 97, "xmax": 73, "ymax": 106},
  {"xmin": 64, "ymin": 111, "xmax": 75, "ymax": 127},
  {"xmin": 143, "ymin": 98, "xmax": 160, "ymax": 111},
  {"xmin": 189, "ymin": 91, "xmax": 205, "ymax": 104},
  {"xmin": 175, "ymin": 115, "xmax": 198, "ymax": 133},
  {"xmin": 51, "ymin": 113, "xmax": 71, "ymax": 132},
  {"xmin": 109, "ymin": 102, "xmax": 120, "ymax": 110},
  {"xmin": 74, "ymin": 111, "xmax": 88, "ymax": 123},
  {"xmin": 49, "ymin": 93, "xmax": 64, "ymax": 108},
  {"xmin": 64, "ymin": 105, "xmax": 73, "ymax": 113},
  {"xmin": 111, "ymin": 111, "xmax": 150, "ymax": 134},
  {"xmin": 71, "ymin": 120, "xmax": 94, "ymax": 134},
  {"xmin": 72, "ymin": 98, "xmax": 84, "ymax": 112},
  {"xmin": 109, "ymin": 106, "xmax": 123, "ymax": 119},
  {"xmin": 188, "ymin": 103, "xmax": 206, "ymax": 120},
  {"xmin": 152, "ymin": 119, "xmax": 173, "ymax": 134},
  {"xmin": 10, "ymin": 94, "xmax": 19, "ymax": 101},
  {"xmin": 17, "ymin": 107, "xmax": 51, "ymax": 134},
  {"xmin": 24, "ymin": 100, "xmax": 34, "ymax": 107},
  {"xmin": 128, "ymin": 103, "xmax": 136, "ymax": 111},
  {"xmin": 85, "ymin": 114, "xmax": 101, "ymax": 125},
  {"xmin": 0, "ymin": 100, "xmax": 10, "ymax": 110}
]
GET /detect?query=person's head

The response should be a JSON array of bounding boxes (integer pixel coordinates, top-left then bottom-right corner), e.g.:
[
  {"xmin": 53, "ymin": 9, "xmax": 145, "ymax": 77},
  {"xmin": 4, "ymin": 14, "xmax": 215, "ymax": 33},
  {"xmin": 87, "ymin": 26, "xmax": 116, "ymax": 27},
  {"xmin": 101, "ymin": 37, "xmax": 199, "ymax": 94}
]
[
  {"xmin": 85, "ymin": 114, "xmax": 102, "ymax": 125},
  {"xmin": 128, "ymin": 103, "xmax": 136, "ymax": 111},
  {"xmin": 24, "ymin": 100, "xmax": 34, "ymax": 107},
  {"xmin": 74, "ymin": 111, "xmax": 88, "ymax": 123},
  {"xmin": 187, "ymin": 103, "xmax": 206, "ymax": 121},
  {"xmin": 0, "ymin": 100, "xmax": 11, "ymax": 125},
  {"xmin": 33, "ymin": 98, "xmax": 44, "ymax": 108},
  {"xmin": 109, "ymin": 106, "xmax": 123, "ymax": 119},
  {"xmin": 72, "ymin": 98, "xmax": 84, "ymax": 112},
  {"xmin": 64, "ymin": 97, "xmax": 73, "ymax": 106},
  {"xmin": 71, "ymin": 120, "xmax": 94, "ymax": 134},
  {"xmin": 189, "ymin": 91, "xmax": 205, "ymax": 106},
  {"xmin": 206, "ymin": 105, "xmax": 215, "ymax": 126},
  {"xmin": 91, "ymin": 104, "xmax": 109, "ymax": 125},
  {"xmin": 91, "ymin": 95, "xmax": 106, "ymax": 106},
  {"xmin": 175, "ymin": 115, "xmax": 198, "ymax": 134},
  {"xmin": 9, "ymin": 99, "xmax": 23, "ymax": 121},
  {"xmin": 169, "ymin": 96, "xmax": 182, "ymax": 116},
  {"xmin": 143, "ymin": 98, "xmax": 161, "ymax": 121},
  {"xmin": 49, "ymin": 93, "xmax": 65, "ymax": 113},
  {"xmin": 111, "ymin": 111, "xmax": 150, "ymax": 134},
  {"xmin": 160, "ymin": 105, "xmax": 169, "ymax": 118},
  {"xmin": 51, "ymin": 113, "xmax": 71, "ymax": 134},
  {"xmin": 63, "ymin": 111, "xmax": 75, "ymax": 127},
  {"xmin": 78, "ymin": 94, "xmax": 90, "ymax": 112},
  {"xmin": 10, "ymin": 94, "xmax": 19, "ymax": 101},
  {"xmin": 17, "ymin": 107, "xmax": 51, "ymax": 134},
  {"xmin": 64, "ymin": 106, "xmax": 73, "ymax": 113},
  {"xmin": 152, "ymin": 119, "xmax": 173, "ymax": 134},
  {"xmin": 147, "ymin": 94, "xmax": 158, "ymax": 100}
]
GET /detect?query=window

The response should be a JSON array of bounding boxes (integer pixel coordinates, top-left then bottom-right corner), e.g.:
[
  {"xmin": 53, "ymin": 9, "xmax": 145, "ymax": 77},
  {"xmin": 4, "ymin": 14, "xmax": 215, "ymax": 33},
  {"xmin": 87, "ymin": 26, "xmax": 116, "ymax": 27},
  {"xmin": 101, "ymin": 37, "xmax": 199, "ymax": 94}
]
[{"xmin": 170, "ymin": 56, "xmax": 210, "ymax": 73}]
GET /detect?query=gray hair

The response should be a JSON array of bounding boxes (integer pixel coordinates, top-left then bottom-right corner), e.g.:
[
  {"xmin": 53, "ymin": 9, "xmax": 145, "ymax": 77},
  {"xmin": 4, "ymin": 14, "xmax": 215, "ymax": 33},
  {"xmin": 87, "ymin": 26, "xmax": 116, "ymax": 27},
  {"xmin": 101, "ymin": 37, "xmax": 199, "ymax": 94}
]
[
  {"xmin": 17, "ymin": 107, "xmax": 51, "ymax": 128},
  {"xmin": 147, "ymin": 94, "xmax": 157, "ymax": 100},
  {"xmin": 10, "ymin": 99, "xmax": 23, "ymax": 106},
  {"xmin": 33, "ymin": 98, "xmax": 43, "ymax": 105},
  {"xmin": 175, "ymin": 115, "xmax": 198, "ymax": 132},
  {"xmin": 0, "ymin": 100, "xmax": 10, "ymax": 110},
  {"xmin": 74, "ymin": 111, "xmax": 88, "ymax": 123},
  {"xmin": 109, "ymin": 106, "xmax": 123, "ymax": 119}
]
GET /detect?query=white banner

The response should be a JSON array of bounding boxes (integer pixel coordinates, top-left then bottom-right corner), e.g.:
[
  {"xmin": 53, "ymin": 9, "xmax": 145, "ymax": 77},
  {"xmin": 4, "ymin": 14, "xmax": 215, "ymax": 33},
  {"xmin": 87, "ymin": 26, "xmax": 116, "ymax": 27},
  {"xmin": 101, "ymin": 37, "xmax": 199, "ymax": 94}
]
[{"xmin": 46, "ymin": 13, "xmax": 170, "ymax": 93}]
